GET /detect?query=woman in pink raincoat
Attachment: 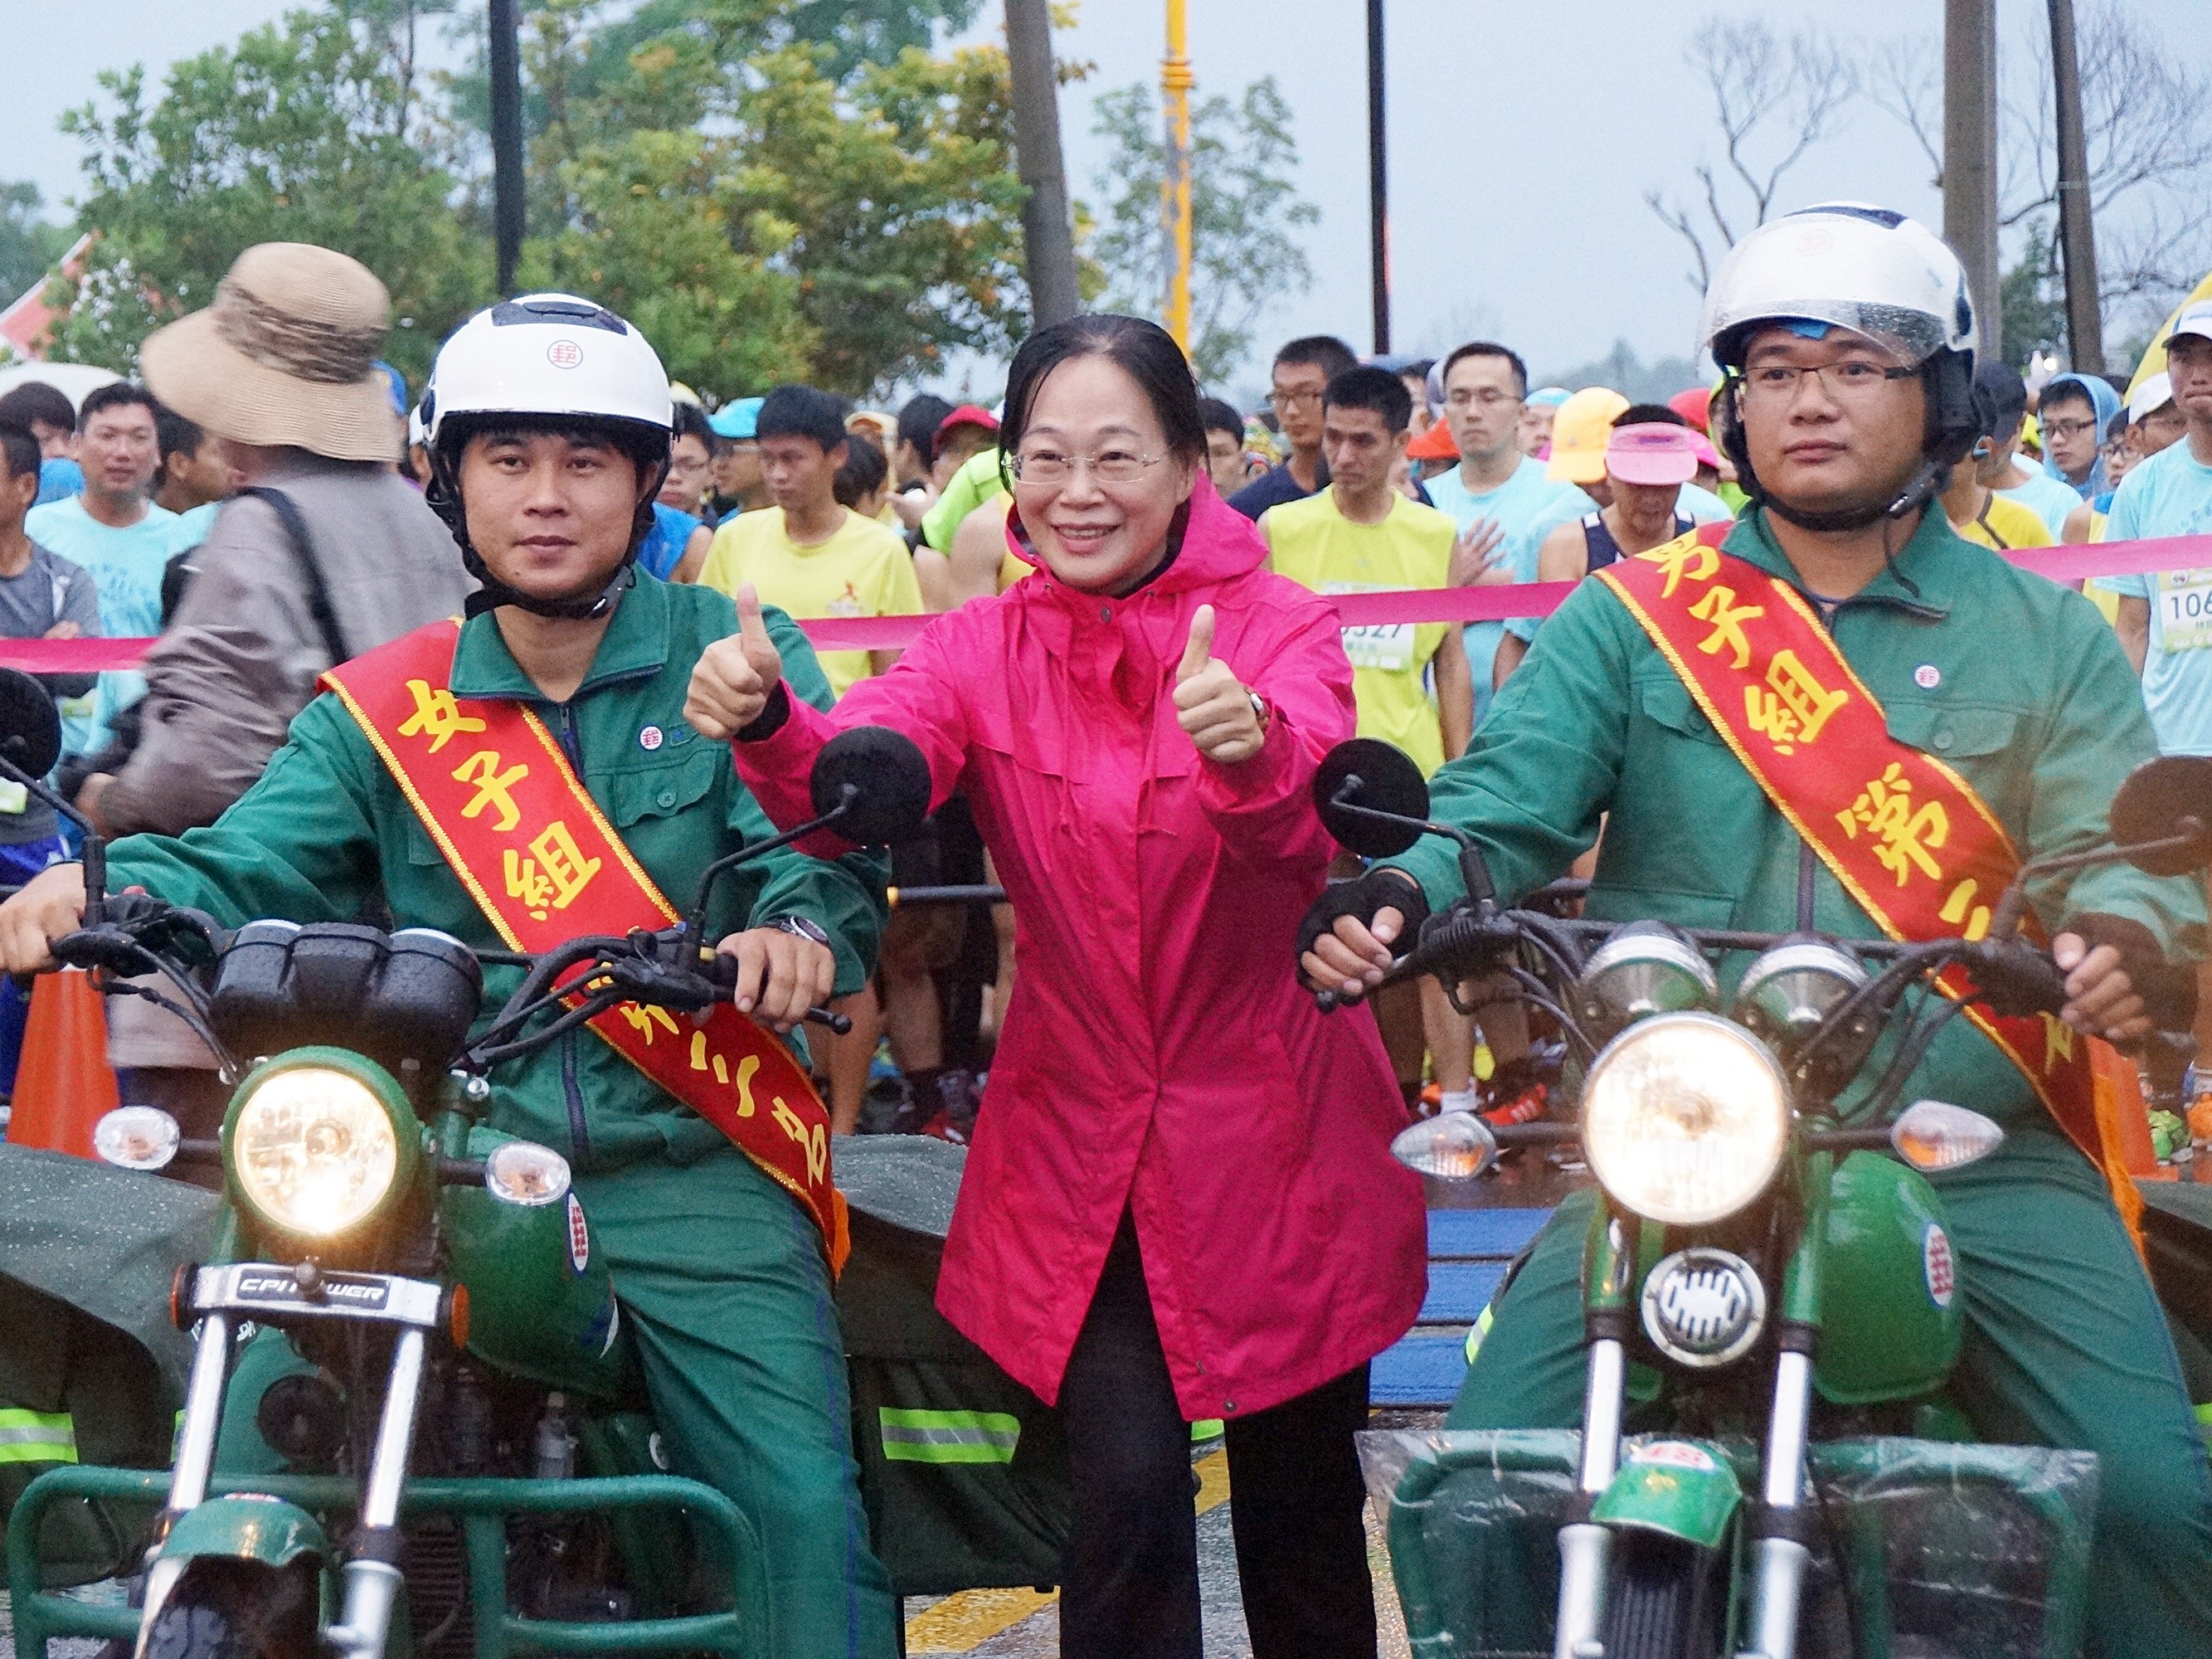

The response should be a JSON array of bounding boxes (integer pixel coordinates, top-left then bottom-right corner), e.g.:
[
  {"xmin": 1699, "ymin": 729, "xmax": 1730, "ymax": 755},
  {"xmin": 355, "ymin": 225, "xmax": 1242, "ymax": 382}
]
[{"xmin": 687, "ymin": 316, "xmax": 1425, "ymax": 1659}]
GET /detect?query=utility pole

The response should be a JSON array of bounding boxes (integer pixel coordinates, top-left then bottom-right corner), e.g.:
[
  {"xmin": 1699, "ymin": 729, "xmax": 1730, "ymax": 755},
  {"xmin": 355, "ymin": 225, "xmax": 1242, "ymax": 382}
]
[
  {"xmin": 1941, "ymin": 0, "xmax": 2000, "ymax": 362},
  {"xmin": 1005, "ymin": 0, "xmax": 1082, "ymax": 329},
  {"xmin": 488, "ymin": 0, "xmax": 525, "ymax": 296},
  {"xmin": 1366, "ymin": 0, "xmax": 1389, "ymax": 355},
  {"xmin": 1159, "ymin": 0, "xmax": 1194, "ymax": 353},
  {"xmin": 2048, "ymin": 0, "xmax": 2103, "ymax": 370}
]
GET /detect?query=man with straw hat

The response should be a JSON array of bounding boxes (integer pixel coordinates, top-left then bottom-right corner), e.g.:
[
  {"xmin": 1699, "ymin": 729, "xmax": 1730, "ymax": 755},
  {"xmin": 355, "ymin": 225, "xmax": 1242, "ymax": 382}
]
[
  {"xmin": 83, "ymin": 243, "xmax": 475, "ymax": 1141},
  {"xmin": 83, "ymin": 241, "xmax": 471, "ymax": 839}
]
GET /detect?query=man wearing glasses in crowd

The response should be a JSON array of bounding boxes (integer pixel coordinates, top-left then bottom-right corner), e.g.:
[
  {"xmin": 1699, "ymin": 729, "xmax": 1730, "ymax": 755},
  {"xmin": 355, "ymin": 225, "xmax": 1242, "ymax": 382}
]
[{"xmin": 1227, "ymin": 335, "xmax": 1359, "ymax": 520}]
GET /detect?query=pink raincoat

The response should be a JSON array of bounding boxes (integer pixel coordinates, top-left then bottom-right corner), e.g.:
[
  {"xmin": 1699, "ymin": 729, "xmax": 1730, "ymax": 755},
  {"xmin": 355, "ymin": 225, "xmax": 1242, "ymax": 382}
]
[{"xmin": 734, "ymin": 479, "xmax": 1426, "ymax": 1419}]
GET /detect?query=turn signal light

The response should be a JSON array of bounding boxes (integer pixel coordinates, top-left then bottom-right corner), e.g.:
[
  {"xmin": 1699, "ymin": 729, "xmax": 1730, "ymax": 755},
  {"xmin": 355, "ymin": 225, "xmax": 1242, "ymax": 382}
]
[
  {"xmin": 1390, "ymin": 1112, "xmax": 1499, "ymax": 1180},
  {"xmin": 1890, "ymin": 1100, "xmax": 2005, "ymax": 1172}
]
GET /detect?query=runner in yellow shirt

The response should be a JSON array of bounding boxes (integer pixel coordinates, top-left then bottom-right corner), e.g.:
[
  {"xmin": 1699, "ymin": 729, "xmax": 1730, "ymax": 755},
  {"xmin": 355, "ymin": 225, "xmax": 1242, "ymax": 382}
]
[
  {"xmin": 1261, "ymin": 364, "xmax": 1476, "ymax": 1114},
  {"xmin": 1259, "ymin": 368, "xmax": 1470, "ymax": 773},
  {"xmin": 698, "ymin": 385, "xmax": 924, "ymax": 698}
]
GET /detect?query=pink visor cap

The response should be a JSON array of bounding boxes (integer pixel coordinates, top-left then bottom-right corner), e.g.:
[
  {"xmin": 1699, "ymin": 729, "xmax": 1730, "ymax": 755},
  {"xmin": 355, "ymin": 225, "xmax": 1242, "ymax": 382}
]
[{"xmin": 1607, "ymin": 422, "xmax": 1700, "ymax": 486}]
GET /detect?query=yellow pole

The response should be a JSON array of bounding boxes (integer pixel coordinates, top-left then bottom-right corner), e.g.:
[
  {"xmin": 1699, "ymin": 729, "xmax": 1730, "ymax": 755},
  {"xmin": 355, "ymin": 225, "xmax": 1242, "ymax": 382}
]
[{"xmin": 1161, "ymin": 0, "xmax": 1194, "ymax": 353}]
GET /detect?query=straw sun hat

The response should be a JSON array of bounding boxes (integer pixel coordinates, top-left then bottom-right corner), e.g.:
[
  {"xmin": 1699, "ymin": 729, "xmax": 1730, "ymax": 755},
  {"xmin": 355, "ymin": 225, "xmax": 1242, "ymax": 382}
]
[{"xmin": 140, "ymin": 242, "xmax": 402, "ymax": 464}]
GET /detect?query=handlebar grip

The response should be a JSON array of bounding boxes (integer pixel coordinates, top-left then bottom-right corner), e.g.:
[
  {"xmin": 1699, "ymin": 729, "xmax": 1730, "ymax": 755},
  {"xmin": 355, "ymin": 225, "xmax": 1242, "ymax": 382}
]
[{"xmin": 698, "ymin": 944, "xmax": 849, "ymax": 1033}]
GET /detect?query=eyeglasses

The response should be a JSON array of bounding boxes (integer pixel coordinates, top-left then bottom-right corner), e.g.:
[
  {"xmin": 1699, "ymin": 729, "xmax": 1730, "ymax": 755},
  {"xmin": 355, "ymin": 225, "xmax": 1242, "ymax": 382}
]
[
  {"xmin": 1739, "ymin": 361, "xmax": 1917, "ymax": 405},
  {"xmin": 2041, "ymin": 418, "xmax": 2099, "ymax": 442},
  {"xmin": 1266, "ymin": 389, "xmax": 1324, "ymax": 411},
  {"xmin": 1008, "ymin": 448, "xmax": 1167, "ymax": 486},
  {"xmin": 1445, "ymin": 389, "xmax": 1519, "ymax": 411}
]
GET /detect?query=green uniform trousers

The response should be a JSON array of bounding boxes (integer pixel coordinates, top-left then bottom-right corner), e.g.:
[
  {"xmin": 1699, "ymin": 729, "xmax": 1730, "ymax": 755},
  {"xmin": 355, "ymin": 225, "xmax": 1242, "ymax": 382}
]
[
  {"xmin": 1448, "ymin": 1135, "xmax": 2212, "ymax": 1659},
  {"xmin": 577, "ymin": 1151, "xmax": 899, "ymax": 1659}
]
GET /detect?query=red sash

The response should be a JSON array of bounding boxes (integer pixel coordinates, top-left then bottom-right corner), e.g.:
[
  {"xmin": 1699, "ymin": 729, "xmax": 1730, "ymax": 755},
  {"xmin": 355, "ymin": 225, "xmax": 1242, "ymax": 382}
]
[
  {"xmin": 1596, "ymin": 525, "xmax": 2142, "ymax": 1233},
  {"xmin": 322, "ymin": 621, "xmax": 848, "ymax": 1272}
]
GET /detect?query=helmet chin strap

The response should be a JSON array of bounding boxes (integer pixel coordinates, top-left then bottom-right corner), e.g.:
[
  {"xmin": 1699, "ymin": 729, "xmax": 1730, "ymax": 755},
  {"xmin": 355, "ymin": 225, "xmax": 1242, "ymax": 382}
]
[
  {"xmin": 1757, "ymin": 456, "xmax": 1947, "ymax": 537},
  {"xmin": 461, "ymin": 546, "xmax": 638, "ymax": 621}
]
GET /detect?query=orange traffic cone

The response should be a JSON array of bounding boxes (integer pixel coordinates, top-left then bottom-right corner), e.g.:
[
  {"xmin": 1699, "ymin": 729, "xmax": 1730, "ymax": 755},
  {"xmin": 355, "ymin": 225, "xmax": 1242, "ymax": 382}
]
[{"xmin": 5, "ymin": 968, "xmax": 119, "ymax": 1160}]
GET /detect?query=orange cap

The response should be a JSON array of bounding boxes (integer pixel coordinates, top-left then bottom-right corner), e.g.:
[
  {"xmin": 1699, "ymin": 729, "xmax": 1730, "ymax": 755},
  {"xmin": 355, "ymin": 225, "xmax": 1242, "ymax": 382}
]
[{"xmin": 1407, "ymin": 420, "xmax": 1459, "ymax": 461}]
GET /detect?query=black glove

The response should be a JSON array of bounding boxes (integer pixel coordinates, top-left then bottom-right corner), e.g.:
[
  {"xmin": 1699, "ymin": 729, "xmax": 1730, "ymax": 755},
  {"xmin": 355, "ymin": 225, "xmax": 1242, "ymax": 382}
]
[
  {"xmin": 2059, "ymin": 911, "xmax": 2197, "ymax": 1033},
  {"xmin": 1296, "ymin": 867, "xmax": 1430, "ymax": 963}
]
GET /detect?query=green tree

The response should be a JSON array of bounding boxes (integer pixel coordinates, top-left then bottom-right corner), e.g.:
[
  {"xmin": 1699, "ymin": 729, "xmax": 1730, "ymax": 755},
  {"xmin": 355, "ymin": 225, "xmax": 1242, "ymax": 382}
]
[
  {"xmin": 0, "ymin": 183, "xmax": 73, "ymax": 309},
  {"xmin": 1087, "ymin": 76, "xmax": 1318, "ymax": 386},
  {"xmin": 720, "ymin": 44, "xmax": 1028, "ymax": 394},
  {"xmin": 50, "ymin": 5, "xmax": 488, "ymax": 385},
  {"xmin": 2000, "ymin": 221, "xmax": 2068, "ymax": 371}
]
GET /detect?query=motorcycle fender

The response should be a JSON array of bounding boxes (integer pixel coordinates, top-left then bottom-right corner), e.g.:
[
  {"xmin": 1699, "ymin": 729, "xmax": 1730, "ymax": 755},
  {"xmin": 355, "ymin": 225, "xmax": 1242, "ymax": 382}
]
[
  {"xmin": 152, "ymin": 1494, "xmax": 328, "ymax": 1569},
  {"xmin": 1589, "ymin": 1440, "xmax": 1742, "ymax": 1552}
]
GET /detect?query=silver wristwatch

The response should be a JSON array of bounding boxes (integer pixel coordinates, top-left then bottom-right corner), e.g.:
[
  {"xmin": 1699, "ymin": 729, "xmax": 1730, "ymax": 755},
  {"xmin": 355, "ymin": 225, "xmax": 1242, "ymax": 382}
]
[{"xmin": 771, "ymin": 915, "xmax": 832, "ymax": 948}]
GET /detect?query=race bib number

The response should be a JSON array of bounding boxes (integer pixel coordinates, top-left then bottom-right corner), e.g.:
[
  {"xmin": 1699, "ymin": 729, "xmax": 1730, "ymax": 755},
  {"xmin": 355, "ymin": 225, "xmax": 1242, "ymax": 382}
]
[
  {"xmin": 2156, "ymin": 569, "xmax": 2212, "ymax": 653},
  {"xmin": 1325, "ymin": 583, "xmax": 1417, "ymax": 673}
]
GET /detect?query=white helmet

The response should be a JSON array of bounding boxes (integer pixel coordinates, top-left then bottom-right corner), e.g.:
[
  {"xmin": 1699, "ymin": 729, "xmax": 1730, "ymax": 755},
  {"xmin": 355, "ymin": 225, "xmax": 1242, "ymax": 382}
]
[
  {"xmin": 424, "ymin": 294, "xmax": 672, "ymax": 450},
  {"xmin": 1699, "ymin": 203, "xmax": 1976, "ymax": 371},
  {"xmin": 423, "ymin": 294, "xmax": 673, "ymax": 619},
  {"xmin": 1703, "ymin": 204, "xmax": 1979, "ymax": 532}
]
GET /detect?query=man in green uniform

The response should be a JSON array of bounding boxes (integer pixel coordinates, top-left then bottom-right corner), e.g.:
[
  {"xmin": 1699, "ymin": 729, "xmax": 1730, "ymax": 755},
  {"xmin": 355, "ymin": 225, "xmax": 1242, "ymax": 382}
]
[
  {"xmin": 0, "ymin": 294, "xmax": 901, "ymax": 1659},
  {"xmin": 1300, "ymin": 206, "xmax": 2212, "ymax": 1655}
]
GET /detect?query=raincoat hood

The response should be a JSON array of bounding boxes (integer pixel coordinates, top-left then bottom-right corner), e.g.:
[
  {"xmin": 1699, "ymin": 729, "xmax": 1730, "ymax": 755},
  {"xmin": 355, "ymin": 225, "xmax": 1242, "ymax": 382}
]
[{"xmin": 2042, "ymin": 371, "xmax": 2122, "ymax": 494}]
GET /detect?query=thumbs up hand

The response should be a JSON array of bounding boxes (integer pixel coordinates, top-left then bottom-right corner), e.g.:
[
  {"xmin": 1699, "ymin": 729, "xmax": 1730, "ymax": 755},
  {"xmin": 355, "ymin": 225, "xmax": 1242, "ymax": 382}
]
[
  {"xmin": 687, "ymin": 584, "xmax": 788, "ymax": 741},
  {"xmin": 1172, "ymin": 604, "xmax": 1267, "ymax": 765}
]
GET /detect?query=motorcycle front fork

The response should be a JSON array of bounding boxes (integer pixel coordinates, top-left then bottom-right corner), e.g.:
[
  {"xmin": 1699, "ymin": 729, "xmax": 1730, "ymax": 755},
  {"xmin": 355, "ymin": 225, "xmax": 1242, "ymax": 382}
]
[
  {"xmin": 1548, "ymin": 1339, "xmax": 1815, "ymax": 1659},
  {"xmin": 136, "ymin": 1316, "xmax": 430, "ymax": 1659}
]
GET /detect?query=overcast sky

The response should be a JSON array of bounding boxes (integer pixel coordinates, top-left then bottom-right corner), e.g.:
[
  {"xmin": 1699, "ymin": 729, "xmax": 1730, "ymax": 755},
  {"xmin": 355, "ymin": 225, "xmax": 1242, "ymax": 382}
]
[{"xmin": 5, "ymin": 0, "xmax": 2202, "ymax": 387}]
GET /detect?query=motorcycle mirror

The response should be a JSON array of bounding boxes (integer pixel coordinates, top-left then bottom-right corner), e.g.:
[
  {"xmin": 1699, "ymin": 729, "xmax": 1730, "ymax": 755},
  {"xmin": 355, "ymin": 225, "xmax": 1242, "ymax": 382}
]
[
  {"xmin": 0, "ymin": 669, "xmax": 61, "ymax": 785},
  {"xmin": 2107, "ymin": 755, "xmax": 2212, "ymax": 878},
  {"xmin": 809, "ymin": 726, "xmax": 933, "ymax": 845},
  {"xmin": 1313, "ymin": 738, "xmax": 1432, "ymax": 858}
]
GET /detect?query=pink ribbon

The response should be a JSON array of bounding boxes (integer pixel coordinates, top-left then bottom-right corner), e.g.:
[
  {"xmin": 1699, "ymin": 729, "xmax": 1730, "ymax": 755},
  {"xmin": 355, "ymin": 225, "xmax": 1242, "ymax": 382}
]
[{"xmin": 7, "ymin": 533, "xmax": 2205, "ymax": 672}]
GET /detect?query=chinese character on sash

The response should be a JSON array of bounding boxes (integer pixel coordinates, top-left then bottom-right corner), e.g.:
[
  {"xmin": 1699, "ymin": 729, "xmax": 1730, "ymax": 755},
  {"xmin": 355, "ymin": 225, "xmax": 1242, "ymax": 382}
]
[
  {"xmin": 1636, "ymin": 539, "xmax": 1720, "ymax": 599},
  {"xmin": 1836, "ymin": 761, "xmax": 1949, "ymax": 886},
  {"xmin": 1743, "ymin": 649, "xmax": 1849, "ymax": 753},
  {"xmin": 454, "ymin": 751, "xmax": 530, "ymax": 833},
  {"xmin": 502, "ymin": 820, "xmax": 603, "ymax": 920},
  {"xmin": 1689, "ymin": 586, "xmax": 1764, "ymax": 670},
  {"xmin": 396, "ymin": 680, "xmax": 487, "ymax": 753}
]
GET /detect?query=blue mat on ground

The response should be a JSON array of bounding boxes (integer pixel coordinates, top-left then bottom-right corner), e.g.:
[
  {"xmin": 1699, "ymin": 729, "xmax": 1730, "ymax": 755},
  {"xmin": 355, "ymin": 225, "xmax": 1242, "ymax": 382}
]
[
  {"xmin": 1417, "ymin": 1260, "xmax": 1506, "ymax": 1324},
  {"xmin": 1372, "ymin": 1330, "xmax": 1474, "ymax": 1407},
  {"xmin": 1426, "ymin": 1209, "xmax": 1550, "ymax": 1259}
]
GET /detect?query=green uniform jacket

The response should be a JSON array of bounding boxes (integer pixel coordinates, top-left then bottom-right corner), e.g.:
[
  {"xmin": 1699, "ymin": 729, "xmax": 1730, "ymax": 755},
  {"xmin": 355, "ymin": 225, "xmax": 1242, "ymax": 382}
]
[
  {"xmin": 1388, "ymin": 505, "xmax": 2207, "ymax": 1133},
  {"xmin": 107, "ymin": 576, "xmax": 887, "ymax": 1173}
]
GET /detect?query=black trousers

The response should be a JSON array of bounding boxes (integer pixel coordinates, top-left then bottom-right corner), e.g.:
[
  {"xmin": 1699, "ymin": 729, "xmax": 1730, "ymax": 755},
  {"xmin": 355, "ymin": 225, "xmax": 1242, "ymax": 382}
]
[{"xmin": 1057, "ymin": 1217, "xmax": 1377, "ymax": 1659}]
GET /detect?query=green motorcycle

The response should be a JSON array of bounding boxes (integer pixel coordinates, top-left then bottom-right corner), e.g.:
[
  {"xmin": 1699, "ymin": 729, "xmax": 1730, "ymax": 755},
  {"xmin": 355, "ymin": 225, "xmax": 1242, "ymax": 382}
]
[
  {"xmin": 1311, "ymin": 737, "xmax": 2212, "ymax": 1659},
  {"xmin": 0, "ymin": 672, "xmax": 930, "ymax": 1659}
]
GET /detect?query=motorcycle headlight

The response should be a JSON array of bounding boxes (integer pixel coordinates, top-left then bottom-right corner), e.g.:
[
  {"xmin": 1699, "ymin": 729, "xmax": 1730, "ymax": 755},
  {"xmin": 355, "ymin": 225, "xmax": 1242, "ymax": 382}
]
[
  {"xmin": 1582, "ymin": 1013, "xmax": 1789, "ymax": 1227},
  {"xmin": 227, "ymin": 1055, "xmax": 409, "ymax": 1238}
]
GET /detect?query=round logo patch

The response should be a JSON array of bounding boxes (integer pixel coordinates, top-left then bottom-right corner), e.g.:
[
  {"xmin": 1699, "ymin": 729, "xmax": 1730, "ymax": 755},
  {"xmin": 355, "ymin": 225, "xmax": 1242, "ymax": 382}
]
[
  {"xmin": 1914, "ymin": 663, "xmax": 1942, "ymax": 689},
  {"xmin": 547, "ymin": 338, "xmax": 584, "ymax": 370},
  {"xmin": 566, "ymin": 1193, "xmax": 591, "ymax": 1276},
  {"xmin": 1923, "ymin": 1223, "xmax": 1955, "ymax": 1309},
  {"xmin": 638, "ymin": 724, "xmax": 664, "ymax": 752},
  {"xmin": 1630, "ymin": 1439, "xmax": 1718, "ymax": 1472}
]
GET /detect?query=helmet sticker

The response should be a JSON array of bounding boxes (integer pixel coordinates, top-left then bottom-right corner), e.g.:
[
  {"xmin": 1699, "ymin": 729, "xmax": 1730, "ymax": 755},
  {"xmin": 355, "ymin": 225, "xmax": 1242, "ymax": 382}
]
[
  {"xmin": 1923, "ymin": 1223, "xmax": 1955, "ymax": 1309},
  {"xmin": 547, "ymin": 338, "xmax": 584, "ymax": 370}
]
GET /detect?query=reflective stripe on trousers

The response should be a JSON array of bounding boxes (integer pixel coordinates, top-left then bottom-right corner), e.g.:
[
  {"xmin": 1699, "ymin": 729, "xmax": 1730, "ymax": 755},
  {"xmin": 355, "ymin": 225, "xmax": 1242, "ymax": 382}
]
[
  {"xmin": 0, "ymin": 1408, "xmax": 76, "ymax": 1465},
  {"xmin": 878, "ymin": 1408, "xmax": 1021, "ymax": 1465}
]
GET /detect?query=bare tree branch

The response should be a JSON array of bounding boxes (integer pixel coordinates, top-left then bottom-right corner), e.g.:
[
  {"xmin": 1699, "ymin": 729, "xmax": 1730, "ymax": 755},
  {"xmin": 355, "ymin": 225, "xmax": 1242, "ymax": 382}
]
[
  {"xmin": 1864, "ymin": 36, "xmax": 1942, "ymax": 191},
  {"xmin": 1644, "ymin": 18, "xmax": 1859, "ymax": 295}
]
